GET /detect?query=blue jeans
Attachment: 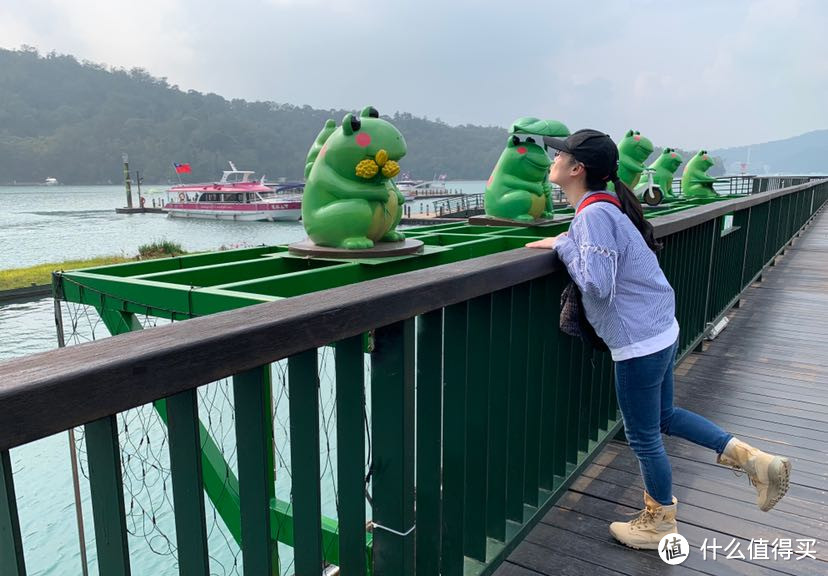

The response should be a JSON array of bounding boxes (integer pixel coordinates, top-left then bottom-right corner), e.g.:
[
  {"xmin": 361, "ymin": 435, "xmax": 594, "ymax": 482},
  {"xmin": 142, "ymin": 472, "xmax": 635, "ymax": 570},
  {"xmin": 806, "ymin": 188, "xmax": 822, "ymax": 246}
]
[{"xmin": 614, "ymin": 339, "xmax": 733, "ymax": 506}]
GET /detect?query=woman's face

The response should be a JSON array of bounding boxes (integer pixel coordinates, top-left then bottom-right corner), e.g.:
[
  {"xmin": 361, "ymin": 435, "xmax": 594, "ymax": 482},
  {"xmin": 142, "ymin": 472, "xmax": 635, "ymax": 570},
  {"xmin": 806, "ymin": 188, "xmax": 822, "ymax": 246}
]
[{"xmin": 548, "ymin": 150, "xmax": 584, "ymax": 186}]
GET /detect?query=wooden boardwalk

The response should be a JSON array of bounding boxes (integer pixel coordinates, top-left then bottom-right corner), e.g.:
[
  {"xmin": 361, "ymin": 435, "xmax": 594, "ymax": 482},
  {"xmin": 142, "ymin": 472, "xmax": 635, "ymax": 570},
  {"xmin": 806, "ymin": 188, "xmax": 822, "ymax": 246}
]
[{"xmin": 495, "ymin": 208, "xmax": 828, "ymax": 576}]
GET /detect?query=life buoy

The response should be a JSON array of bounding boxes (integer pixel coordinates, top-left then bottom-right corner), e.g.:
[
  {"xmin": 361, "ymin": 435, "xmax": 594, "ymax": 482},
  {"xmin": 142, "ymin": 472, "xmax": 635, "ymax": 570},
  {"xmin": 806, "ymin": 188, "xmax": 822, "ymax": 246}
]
[{"xmin": 178, "ymin": 192, "xmax": 186, "ymax": 201}]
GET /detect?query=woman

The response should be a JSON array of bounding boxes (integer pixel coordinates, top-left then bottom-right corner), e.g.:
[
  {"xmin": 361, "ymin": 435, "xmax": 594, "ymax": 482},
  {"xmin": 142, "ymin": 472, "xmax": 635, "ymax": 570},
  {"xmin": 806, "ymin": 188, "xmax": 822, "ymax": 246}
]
[{"xmin": 527, "ymin": 129, "xmax": 792, "ymax": 550}]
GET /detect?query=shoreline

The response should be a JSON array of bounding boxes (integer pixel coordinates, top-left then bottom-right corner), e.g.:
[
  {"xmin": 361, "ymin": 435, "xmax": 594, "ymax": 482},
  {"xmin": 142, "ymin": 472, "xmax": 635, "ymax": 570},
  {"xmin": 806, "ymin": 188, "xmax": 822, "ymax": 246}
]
[
  {"xmin": 0, "ymin": 284, "xmax": 51, "ymax": 303},
  {"xmin": 0, "ymin": 255, "xmax": 131, "ymax": 303}
]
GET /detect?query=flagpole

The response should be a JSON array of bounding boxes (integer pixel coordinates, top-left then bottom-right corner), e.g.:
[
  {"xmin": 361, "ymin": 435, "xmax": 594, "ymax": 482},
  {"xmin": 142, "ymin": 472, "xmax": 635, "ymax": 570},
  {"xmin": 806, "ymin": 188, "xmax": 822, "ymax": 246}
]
[{"xmin": 172, "ymin": 163, "xmax": 183, "ymax": 185}]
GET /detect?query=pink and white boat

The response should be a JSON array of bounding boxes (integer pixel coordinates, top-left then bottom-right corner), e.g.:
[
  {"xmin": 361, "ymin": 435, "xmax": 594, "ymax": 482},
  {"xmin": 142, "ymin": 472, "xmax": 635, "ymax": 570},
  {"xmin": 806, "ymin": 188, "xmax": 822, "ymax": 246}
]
[{"xmin": 165, "ymin": 162, "xmax": 302, "ymax": 221}]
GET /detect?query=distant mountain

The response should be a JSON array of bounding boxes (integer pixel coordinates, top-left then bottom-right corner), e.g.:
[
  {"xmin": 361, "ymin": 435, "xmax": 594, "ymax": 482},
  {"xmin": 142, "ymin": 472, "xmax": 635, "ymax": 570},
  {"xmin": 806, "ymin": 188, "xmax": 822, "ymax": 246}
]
[
  {"xmin": 0, "ymin": 47, "xmax": 505, "ymax": 184},
  {"xmin": 712, "ymin": 130, "xmax": 828, "ymax": 175}
]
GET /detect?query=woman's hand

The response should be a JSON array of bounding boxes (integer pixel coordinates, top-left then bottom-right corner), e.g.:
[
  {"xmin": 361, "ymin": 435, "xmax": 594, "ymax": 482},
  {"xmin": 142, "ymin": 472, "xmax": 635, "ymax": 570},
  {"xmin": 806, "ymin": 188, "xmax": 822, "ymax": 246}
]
[{"xmin": 525, "ymin": 233, "xmax": 565, "ymax": 250}]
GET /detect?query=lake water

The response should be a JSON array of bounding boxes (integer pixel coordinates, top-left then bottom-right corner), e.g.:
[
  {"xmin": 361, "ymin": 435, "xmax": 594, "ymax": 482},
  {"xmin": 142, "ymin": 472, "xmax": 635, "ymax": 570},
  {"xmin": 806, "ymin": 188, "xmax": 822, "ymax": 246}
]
[{"xmin": 0, "ymin": 182, "xmax": 484, "ymax": 575}]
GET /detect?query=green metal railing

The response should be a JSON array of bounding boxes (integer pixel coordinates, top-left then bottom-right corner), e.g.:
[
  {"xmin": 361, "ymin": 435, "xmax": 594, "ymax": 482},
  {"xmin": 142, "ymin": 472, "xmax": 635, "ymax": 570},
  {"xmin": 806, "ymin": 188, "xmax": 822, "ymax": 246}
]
[{"xmin": 1, "ymin": 180, "xmax": 826, "ymax": 576}]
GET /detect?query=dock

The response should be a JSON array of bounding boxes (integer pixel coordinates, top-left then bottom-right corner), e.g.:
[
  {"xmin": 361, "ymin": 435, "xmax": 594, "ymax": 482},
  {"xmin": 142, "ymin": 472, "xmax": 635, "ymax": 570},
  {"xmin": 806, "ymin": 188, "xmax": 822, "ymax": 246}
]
[
  {"xmin": 497, "ymin": 208, "xmax": 828, "ymax": 576},
  {"xmin": 114, "ymin": 206, "xmax": 167, "ymax": 214}
]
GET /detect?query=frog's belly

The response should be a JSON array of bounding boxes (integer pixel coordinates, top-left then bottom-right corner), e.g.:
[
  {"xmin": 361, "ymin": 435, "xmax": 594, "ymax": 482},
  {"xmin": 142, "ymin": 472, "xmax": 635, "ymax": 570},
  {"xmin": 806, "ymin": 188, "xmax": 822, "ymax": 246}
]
[
  {"xmin": 530, "ymin": 193, "xmax": 546, "ymax": 218},
  {"xmin": 368, "ymin": 189, "xmax": 398, "ymax": 241}
]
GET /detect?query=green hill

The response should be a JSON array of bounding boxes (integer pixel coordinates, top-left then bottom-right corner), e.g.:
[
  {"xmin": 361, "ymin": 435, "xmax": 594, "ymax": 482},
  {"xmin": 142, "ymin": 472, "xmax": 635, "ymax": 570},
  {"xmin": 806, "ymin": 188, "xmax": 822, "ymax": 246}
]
[{"xmin": 0, "ymin": 47, "xmax": 505, "ymax": 184}]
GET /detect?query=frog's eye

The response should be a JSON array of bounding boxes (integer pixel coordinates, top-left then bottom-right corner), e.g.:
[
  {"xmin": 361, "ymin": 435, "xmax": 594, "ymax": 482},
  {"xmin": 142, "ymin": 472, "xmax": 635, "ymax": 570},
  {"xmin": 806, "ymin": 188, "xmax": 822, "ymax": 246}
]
[
  {"xmin": 511, "ymin": 135, "xmax": 520, "ymax": 146},
  {"xmin": 526, "ymin": 137, "xmax": 536, "ymax": 143},
  {"xmin": 361, "ymin": 106, "xmax": 379, "ymax": 118},
  {"xmin": 342, "ymin": 113, "xmax": 361, "ymax": 135}
]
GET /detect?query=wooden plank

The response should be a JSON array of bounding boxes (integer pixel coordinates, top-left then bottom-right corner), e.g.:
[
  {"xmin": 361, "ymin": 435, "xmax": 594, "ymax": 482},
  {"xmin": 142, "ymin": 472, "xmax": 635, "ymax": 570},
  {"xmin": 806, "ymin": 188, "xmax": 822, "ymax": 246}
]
[
  {"xmin": 441, "ymin": 304, "xmax": 468, "ymax": 576},
  {"xmin": 492, "ymin": 562, "xmax": 548, "ymax": 576},
  {"xmin": 590, "ymin": 442, "xmax": 824, "ymax": 522},
  {"xmin": 506, "ymin": 284, "xmax": 530, "ymax": 522},
  {"xmin": 502, "ymin": 539, "xmax": 640, "ymax": 576},
  {"xmin": 234, "ymin": 367, "xmax": 277, "ymax": 575},
  {"xmin": 335, "ymin": 336, "xmax": 367, "ymax": 576},
  {"xmin": 166, "ymin": 389, "xmax": 210, "ymax": 575},
  {"xmin": 523, "ymin": 280, "xmax": 544, "ymax": 506},
  {"xmin": 465, "ymin": 294, "xmax": 491, "ymax": 561},
  {"xmin": 486, "ymin": 289, "xmax": 511, "ymax": 541},
  {"xmin": 85, "ymin": 415, "xmax": 131, "ymax": 576},
  {"xmin": 526, "ymin": 520, "xmax": 704, "ymax": 576},
  {"xmin": 0, "ymin": 451, "xmax": 25, "ymax": 576},
  {"xmin": 371, "ymin": 320, "xmax": 415, "ymax": 576},
  {"xmin": 415, "ymin": 311, "xmax": 443, "ymax": 576},
  {"xmin": 546, "ymin": 492, "xmax": 799, "ymax": 576},
  {"xmin": 574, "ymin": 460, "xmax": 820, "ymax": 539}
]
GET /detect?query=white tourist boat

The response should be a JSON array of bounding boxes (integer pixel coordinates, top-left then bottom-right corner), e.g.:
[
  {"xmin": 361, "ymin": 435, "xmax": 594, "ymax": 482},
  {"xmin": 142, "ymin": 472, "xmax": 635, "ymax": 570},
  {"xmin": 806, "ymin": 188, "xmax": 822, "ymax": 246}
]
[{"xmin": 164, "ymin": 162, "xmax": 302, "ymax": 222}]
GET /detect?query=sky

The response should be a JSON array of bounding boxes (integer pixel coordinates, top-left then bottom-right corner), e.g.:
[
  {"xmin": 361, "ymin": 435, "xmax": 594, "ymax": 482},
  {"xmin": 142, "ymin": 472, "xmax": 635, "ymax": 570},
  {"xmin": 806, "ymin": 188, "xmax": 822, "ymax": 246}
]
[{"xmin": 1, "ymin": 0, "xmax": 826, "ymax": 150}]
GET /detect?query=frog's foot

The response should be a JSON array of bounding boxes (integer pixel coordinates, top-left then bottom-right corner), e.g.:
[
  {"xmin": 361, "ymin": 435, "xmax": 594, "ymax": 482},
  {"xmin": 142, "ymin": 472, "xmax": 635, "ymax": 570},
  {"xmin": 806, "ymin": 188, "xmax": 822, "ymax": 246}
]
[
  {"xmin": 541, "ymin": 211, "xmax": 553, "ymax": 219},
  {"xmin": 515, "ymin": 214, "xmax": 535, "ymax": 222},
  {"xmin": 342, "ymin": 237, "xmax": 375, "ymax": 250},
  {"xmin": 380, "ymin": 230, "xmax": 405, "ymax": 243}
]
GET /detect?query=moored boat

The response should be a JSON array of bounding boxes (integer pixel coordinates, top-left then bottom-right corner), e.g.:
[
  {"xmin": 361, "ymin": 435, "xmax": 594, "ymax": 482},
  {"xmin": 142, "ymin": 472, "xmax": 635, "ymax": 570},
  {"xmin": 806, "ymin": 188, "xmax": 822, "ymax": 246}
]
[
  {"xmin": 164, "ymin": 162, "xmax": 302, "ymax": 221},
  {"xmin": 395, "ymin": 179, "xmax": 448, "ymax": 199}
]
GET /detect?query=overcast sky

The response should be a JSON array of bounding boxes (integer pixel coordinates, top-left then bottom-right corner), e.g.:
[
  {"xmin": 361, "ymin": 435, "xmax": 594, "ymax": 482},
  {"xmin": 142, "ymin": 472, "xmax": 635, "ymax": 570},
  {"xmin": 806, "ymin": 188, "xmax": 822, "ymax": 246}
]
[{"xmin": 1, "ymin": 0, "xmax": 825, "ymax": 149}]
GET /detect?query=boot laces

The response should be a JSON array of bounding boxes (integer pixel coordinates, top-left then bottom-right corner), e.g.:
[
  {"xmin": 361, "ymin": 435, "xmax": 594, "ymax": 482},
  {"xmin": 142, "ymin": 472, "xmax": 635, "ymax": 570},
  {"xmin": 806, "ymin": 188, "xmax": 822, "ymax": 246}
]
[
  {"xmin": 627, "ymin": 507, "xmax": 657, "ymax": 527},
  {"xmin": 730, "ymin": 467, "xmax": 759, "ymax": 488}
]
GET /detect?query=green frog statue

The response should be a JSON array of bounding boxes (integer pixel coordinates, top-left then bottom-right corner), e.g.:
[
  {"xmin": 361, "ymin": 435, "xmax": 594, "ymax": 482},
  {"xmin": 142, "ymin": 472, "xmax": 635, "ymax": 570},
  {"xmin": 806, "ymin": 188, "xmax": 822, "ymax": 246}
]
[
  {"xmin": 302, "ymin": 106, "xmax": 407, "ymax": 249},
  {"xmin": 681, "ymin": 150, "xmax": 720, "ymax": 199},
  {"xmin": 635, "ymin": 148, "xmax": 683, "ymax": 201},
  {"xmin": 616, "ymin": 129, "xmax": 654, "ymax": 189},
  {"xmin": 484, "ymin": 117, "xmax": 569, "ymax": 221}
]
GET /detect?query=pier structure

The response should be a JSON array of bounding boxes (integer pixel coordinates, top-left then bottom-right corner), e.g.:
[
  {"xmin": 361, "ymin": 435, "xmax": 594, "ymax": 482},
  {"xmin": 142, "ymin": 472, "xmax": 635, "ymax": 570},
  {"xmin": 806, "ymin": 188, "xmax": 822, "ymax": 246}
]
[{"xmin": 1, "ymin": 176, "xmax": 826, "ymax": 576}]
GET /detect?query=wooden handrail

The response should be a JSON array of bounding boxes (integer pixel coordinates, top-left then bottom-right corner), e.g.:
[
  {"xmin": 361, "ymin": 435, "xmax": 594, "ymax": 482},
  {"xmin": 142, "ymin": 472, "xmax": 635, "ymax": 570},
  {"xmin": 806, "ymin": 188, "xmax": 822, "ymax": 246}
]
[
  {"xmin": 0, "ymin": 248, "xmax": 558, "ymax": 450},
  {"xmin": 0, "ymin": 179, "xmax": 824, "ymax": 451},
  {"xmin": 653, "ymin": 179, "xmax": 827, "ymax": 237}
]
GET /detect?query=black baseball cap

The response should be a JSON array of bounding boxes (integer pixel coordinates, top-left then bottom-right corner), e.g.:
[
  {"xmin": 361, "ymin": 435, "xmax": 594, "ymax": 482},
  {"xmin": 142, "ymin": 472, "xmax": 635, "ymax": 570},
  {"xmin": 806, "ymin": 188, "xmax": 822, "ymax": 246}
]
[{"xmin": 543, "ymin": 129, "xmax": 619, "ymax": 180}]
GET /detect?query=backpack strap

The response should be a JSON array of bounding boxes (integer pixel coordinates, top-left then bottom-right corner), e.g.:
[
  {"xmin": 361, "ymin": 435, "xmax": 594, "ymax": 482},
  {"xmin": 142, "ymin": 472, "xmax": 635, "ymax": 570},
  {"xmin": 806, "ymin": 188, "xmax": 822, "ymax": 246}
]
[{"xmin": 576, "ymin": 192, "xmax": 621, "ymax": 215}]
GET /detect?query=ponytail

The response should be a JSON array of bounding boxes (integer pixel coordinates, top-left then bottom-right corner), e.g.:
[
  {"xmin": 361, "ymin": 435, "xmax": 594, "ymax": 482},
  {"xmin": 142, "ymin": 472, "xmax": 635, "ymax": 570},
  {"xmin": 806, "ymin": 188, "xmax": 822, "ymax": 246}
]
[{"xmin": 610, "ymin": 176, "xmax": 662, "ymax": 252}]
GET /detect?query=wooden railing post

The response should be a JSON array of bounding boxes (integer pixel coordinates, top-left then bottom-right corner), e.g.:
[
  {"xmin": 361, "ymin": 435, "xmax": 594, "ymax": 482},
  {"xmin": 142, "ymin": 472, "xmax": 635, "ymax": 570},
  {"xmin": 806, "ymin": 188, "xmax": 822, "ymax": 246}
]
[
  {"xmin": 0, "ymin": 451, "xmax": 25, "ymax": 576},
  {"xmin": 335, "ymin": 336, "xmax": 368, "ymax": 576},
  {"xmin": 441, "ymin": 304, "xmax": 468, "ymax": 576},
  {"xmin": 416, "ymin": 310, "xmax": 444, "ymax": 576},
  {"xmin": 288, "ymin": 349, "xmax": 323, "ymax": 576},
  {"xmin": 485, "ymin": 289, "xmax": 511, "ymax": 542},
  {"xmin": 167, "ymin": 388, "xmax": 210, "ymax": 575},
  {"xmin": 234, "ymin": 367, "xmax": 277, "ymax": 575},
  {"xmin": 85, "ymin": 415, "xmax": 131, "ymax": 576},
  {"xmin": 371, "ymin": 320, "xmax": 416, "ymax": 576},
  {"xmin": 464, "ymin": 294, "xmax": 492, "ymax": 561}
]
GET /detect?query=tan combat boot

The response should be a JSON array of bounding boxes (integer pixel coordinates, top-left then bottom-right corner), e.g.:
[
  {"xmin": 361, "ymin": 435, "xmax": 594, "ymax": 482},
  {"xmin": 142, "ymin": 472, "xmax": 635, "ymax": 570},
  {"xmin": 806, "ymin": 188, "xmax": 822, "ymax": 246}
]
[
  {"xmin": 717, "ymin": 437, "xmax": 791, "ymax": 512},
  {"xmin": 609, "ymin": 492, "xmax": 678, "ymax": 550}
]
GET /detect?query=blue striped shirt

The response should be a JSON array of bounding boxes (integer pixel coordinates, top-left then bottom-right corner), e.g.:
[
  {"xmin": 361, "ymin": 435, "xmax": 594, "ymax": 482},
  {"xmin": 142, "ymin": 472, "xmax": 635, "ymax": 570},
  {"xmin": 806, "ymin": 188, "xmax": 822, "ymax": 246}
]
[{"xmin": 555, "ymin": 190, "xmax": 678, "ymax": 361}]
